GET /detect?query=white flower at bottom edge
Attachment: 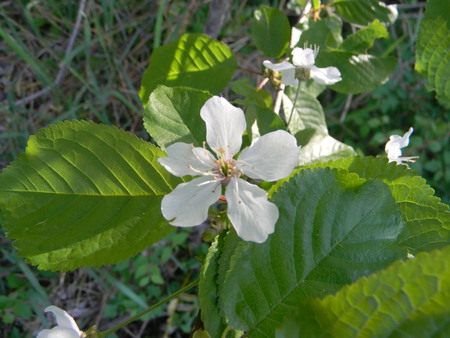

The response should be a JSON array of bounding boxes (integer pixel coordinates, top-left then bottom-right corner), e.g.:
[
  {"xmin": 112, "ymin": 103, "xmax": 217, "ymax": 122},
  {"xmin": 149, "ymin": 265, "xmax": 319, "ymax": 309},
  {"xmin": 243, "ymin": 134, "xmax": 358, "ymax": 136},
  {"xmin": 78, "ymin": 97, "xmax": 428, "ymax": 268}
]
[
  {"xmin": 158, "ymin": 96, "xmax": 300, "ymax": 243},
  {"xmin": 263, "ymin": 47, "xmax": 342, "ymax": 86},
  {"xmin": 385, "ymin": 127, "xmax": 418, "ymax": 166},
  {"xmin": 37, "ymin": 306, "xmax": 83, "ymax": 338}
]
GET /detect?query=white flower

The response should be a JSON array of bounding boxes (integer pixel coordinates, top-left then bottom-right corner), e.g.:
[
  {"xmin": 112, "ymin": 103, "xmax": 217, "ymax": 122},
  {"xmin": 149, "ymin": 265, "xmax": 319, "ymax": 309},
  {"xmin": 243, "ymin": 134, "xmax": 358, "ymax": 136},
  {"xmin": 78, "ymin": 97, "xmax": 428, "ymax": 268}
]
[
  {"xmin": 385, "ymin": 127, "xmax": 418, "ymax": 166},
  {"xmin": 263, "ymin": 47, "xmax": 342, "ymax": 86},
  {"xmin": 37, "ymin": 306, "xmax": 83, "ymax": 338},
  {"xmin": 158, "ymin": 96, "xmax": 300, "ymax": 243}
]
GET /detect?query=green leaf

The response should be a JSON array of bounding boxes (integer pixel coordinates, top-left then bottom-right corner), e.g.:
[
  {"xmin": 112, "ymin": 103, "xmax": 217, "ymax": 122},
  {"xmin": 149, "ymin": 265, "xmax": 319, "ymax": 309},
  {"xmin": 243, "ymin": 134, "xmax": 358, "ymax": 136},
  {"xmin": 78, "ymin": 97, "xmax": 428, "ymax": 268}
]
[
  {"xmin": 144, "ymin": 86, "xmax": 211, "ymax": 149},
  {"xmin": 415, "ymin": 0, "xmax": 450, "ymax": 108},
  {"xmin": 340, "ymin": 19, "xmax": 389, "ymax": 54},
  {"xmin": 309, "ymin": 156, "xmax": 450, "ymax": 254},
  {"xmin": 139, "ymin": 33, "xmax": 237, "ymax": 106},
  {"xmin": 317, "ymin": 50, "xmax": 397, "ymax": 94},
  {"xmin": 276, "ymin": 245, "xmax": 450, "ymax": 336},
  {"xmin": 0, "ymin": 121, "xmax": 179, "ymax": 271},
  {"xmin": 251, "ymin": 7, "xmax": 291, "ymax": 58},
  {"xmin": 282, "ymin": 91, "xmax": 355, "ymax": 164},
  {"xmin": 245, "ymin": 105, "xmax": 286, "ymax": 142},
  {"xmin": 333, "ymin": 0, "xmax": 397, "ymax": 26},
  {"xmin": 199, "ymin": 234, "xmax": 228, "ymax": 337},
  {"xmin": 230, "ymin": 79, "xmax": 272, "ymax": 109},
  {"xmin": 219, "ymin": 168, "xmax": 406, "ymax": 334},
  {"xmin": 298, "ymin": 16, "xmax": 343, "ymax": 50}
]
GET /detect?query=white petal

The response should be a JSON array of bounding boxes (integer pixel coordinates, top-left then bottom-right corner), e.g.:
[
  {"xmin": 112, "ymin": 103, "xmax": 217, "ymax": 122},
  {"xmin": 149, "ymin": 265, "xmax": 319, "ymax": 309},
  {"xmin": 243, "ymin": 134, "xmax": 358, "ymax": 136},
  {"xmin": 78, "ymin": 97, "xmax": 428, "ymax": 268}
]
[
  {"xmin": 44, "ymin": 306, "xmax": 81, "ymax": 334},
  {"xmin": 37, "ymin": 327, "xmax": 81, "ymax": 338},
  {"xmin": 200, "ymin": 96, "xmax": 246, "ymax": 159},
  {"xmin": 263, "ymin": 60, "xmax": 295, "ymax": 72},
  {"xmin": 263, "ymin": 61, "xmax": 298, "ymax": 87},
  {"xmin": 161, "ymin": 176, "xmax": 221, "ymax": 227},
  {"xmin": 385, "ymin": 127, "xmax": 415, "ymax": 164},
  {"xmin": 310, "ymin": 66, "xmax": 342, "ymax": 85},
  {"xmin": 226, "ymin": 178, "xmax": 278, "ymax": 243},
  {"xmin": 291, "ymin": 47, "xmax": 315, "ymax": 68},
  {"xmin": 237, "ymin": 130, "xmax": 300, "ymax": 181},
  {"xmin": 158, "ymin": 142, "xmax": 216, "ymax": 177}
]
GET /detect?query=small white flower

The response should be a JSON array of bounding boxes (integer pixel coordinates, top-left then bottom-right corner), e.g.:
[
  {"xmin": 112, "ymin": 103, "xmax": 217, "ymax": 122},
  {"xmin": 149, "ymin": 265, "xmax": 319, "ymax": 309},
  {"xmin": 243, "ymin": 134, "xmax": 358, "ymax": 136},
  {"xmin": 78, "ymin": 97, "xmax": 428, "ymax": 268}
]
[
  {"xmin": 37, "ymin": 306, "xmax": 83, "ymax": 338},
  {"xmin": 158, "ymin": 96, "xmax": 300, "ymax": 243},
  {"xmin": 263, "ymin": 47, "xmax": 342, "ymax": 86},
  {"xmin": 385, "ymin": 127, "xmax": 418, "ymax": 166}
]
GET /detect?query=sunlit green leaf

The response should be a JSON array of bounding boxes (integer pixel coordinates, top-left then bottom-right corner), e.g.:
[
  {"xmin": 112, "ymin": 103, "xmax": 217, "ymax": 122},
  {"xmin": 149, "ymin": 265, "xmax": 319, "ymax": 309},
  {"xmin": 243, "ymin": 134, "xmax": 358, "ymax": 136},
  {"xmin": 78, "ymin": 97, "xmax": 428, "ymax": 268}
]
[
  {"xmin": 144, "ymin": 85, "xmax": 211, "ymax": 149},
  {"xmin": 333, "ymin": 0, "xmax": 397, "ymax": 26},
  {"xmin": 251, "ymin": 7, "xmax": 291, "ymax": 58},
  {"xmin": 340, "ymin": 19, "xmax": 389, "ymax": 54},
  {"xmin": 309, "ymin": 156, "xmax": 450, "ymax": 254},
  {"xmin": 0, "ymin": 121, "xmax": 179, "ymax": 271},
  {"xmin": 415, "ymin": 0, "xmax": 450, "ymax": 107},
  {"xmin": 317, "ymin": 51, "xmax": 397, "ymax": 94},
  {"xmin": 219, "ymin": 168, "xmax": 405, "ymax": 334},
  {"xmin": 139, "ymin": 33, "xmax": 237, "ymax": 106},
  {"xmin": 276, "ymin": 245, "xmax": 450, "ymax": 336}
]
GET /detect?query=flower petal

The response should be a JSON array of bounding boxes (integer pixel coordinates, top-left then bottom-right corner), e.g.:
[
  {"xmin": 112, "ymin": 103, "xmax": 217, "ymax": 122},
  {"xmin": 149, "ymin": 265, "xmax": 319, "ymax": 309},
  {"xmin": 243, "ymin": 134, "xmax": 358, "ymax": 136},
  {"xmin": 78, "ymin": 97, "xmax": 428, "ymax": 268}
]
[
  {"xmin": 263, "ymin": 61, "xmax": 298, "ymax": 86},
  {"xmin": 161, "ymin": 176, "xmax": 221, "ymax": 227},
  {"xmin": 158, "ymin": 142, "xmax": 216, "ymax": 177},
  {"xmin": 237, "ymin": 130, "xmax": 300, "ymax": 181},
  {"xmin": 291, "ymin": 47, "xmax": 315, "ymax": 68},
  {"xmin": 200, "ymin": 96, "xmax": 246, "ymax": 159},
  {"xmin": 37, "ymin": 327, "xmax": 81, "ymax": 338},
  {"xmin": 310, "ymin": 66, "xmax": 342, "ymax": 85},
  {"xmin": 226, "ymin": 178, "xmax": 278, "ymax": 243},
  {"xmin": 44, "ymin": 306, "xmax": 81, "ymax": 334},
  {"xmin": 385, "ymin": 127, "xmax": 415, "ymax": 164}
]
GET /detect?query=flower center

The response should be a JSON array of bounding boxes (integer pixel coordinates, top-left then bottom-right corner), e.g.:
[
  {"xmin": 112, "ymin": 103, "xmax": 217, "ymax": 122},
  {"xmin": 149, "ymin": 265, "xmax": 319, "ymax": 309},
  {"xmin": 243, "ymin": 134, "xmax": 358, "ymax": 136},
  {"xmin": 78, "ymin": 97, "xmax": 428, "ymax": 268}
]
[
  {"xmin": 214, "ymin": 157, "xmax": 241, "ymax": 186},
  {"xmin": 295, "ymin": 67, "xmax": 311, "ymax": 81}
]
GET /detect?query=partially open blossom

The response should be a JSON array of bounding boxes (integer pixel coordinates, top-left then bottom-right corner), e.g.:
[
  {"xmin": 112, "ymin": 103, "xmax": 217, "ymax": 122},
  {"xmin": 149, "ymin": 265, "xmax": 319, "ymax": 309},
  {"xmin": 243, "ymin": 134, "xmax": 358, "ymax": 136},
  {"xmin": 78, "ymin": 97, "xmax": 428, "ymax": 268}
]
[
  {"xmin": 385, "ymin": 127, "xmax": 418, "ymax": 166},
  {"xmin": 37, "ymin": 306, "xmax": 83, "ymax": 338},
  {"xmin": 158, "ymin": 96, "xmax": 300, "ymax": 243},
  {"xmin": 263, "ymin": 47, "xmax": 342, "ymax": 86}
]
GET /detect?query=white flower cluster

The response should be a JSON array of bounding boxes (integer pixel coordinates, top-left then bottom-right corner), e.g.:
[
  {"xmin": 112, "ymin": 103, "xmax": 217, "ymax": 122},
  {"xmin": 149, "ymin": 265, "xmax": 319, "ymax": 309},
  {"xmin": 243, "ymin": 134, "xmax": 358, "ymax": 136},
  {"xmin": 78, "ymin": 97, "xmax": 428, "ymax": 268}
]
[
  {"xmin": 158, "ymin": 96, "xmax": 300, "ymax": 243},
  {"xmin": 263, "ymin": 47, "xmax": 342, "ymax": 86}
]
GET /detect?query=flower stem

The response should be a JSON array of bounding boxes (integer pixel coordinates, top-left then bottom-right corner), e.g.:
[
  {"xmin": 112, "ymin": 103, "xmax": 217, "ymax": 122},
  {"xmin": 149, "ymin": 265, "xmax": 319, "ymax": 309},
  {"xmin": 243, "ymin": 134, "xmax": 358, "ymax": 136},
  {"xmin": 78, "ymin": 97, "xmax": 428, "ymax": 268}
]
[
  {"xmin": 287, "ymin": 82, "xmax": 302, "ymax": 127},
  {"xmin": 98, "ymin": 279, "xmax": 199, "ymax": 337}
]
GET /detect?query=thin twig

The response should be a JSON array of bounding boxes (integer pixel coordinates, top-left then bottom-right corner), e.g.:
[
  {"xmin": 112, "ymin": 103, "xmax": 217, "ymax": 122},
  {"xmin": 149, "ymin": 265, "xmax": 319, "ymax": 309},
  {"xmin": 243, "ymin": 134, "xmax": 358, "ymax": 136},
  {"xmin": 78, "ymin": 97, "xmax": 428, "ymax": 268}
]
[
  {"xmin": 339, "ymin": 94, "xmax": 353, "ymax": 123},
  {"xmin": 14, "ymin": 0, "xmax": 87, "ymax": 106}
]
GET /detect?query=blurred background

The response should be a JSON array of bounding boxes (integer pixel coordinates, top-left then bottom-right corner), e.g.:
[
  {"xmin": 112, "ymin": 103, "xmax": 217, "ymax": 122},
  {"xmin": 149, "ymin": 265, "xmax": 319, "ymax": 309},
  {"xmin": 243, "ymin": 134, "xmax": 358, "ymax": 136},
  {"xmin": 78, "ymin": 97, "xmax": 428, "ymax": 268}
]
[{"xmin": 0, "ymin": 0, "xmax": 448, "ymax": 337}]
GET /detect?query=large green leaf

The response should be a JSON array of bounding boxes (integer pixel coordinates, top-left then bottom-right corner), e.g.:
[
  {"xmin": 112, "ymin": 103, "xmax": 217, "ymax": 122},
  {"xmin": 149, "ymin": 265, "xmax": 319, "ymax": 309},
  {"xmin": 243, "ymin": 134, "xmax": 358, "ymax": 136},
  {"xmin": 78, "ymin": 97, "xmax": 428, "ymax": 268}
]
[
  {"xmin": 219, "ymin": 168, "xmax": 405, "ymax": 334},
  {"xmin": 276, "ymin": 244, "xmax": 450, "ymax": 336},
  {"xmin": 415, "ymin": 0, "xmax": 450, "ymax": 107},
  {"xmin": 333, "ymin": 0, "xmax": 397, "ymax": 26},
  {"xmin": 309, "ymin": 156, "xmax": 450, "ymax": 254},
  {"xmin": 282, "ymin": 91, "xmax": 355, "ymax": 164},
  {"xmin": 317, "ymin": 50, "xmax": 397, "ymax": 94},
  {"xmin": 251, "ymin": 7, "xmax": 290, "ymax": 58},
  {"xmin": 340, "ymin": 19, "xmax": 389, "ymax": 54},
  {"xmin": 0, "ymin": 121, "xmax": 179, "ymax": 271},
  {"xmin": 144, "ymin": 86, "xmax": 211, "ymax": 149},
  {"xmin": 139, "ymin": 33, "xmax": 237, "ymax": 106}
]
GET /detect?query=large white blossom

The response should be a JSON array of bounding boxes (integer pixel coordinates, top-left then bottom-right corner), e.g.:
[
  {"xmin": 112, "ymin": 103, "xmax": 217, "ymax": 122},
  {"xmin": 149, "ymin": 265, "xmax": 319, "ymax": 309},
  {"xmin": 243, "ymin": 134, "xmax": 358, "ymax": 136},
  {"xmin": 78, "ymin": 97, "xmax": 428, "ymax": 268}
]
[
  {"xmin": 37, "ymin": 306, "xmax": 83, "ymax": 338},
  {"xmin": 385, "ymin": 127, "xmax": 417, "ymax": 166},
  {"xmin": 263, "ymin": 47, "xmax": 342, "ymax": 86},
  {"xmin": 158, "ymin": 96, "xmax": 300, "ymax": 243}
]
